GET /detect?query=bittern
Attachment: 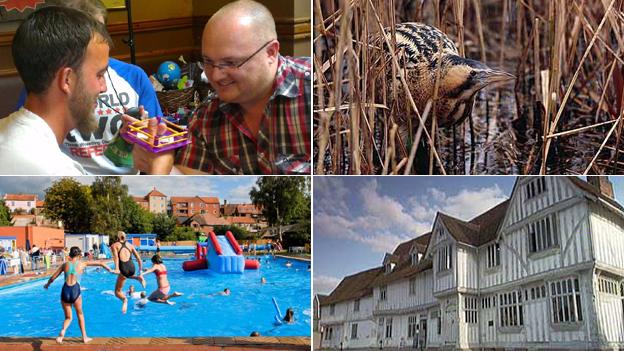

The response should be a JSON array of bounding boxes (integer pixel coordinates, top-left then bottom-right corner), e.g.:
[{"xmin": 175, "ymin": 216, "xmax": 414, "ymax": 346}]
[{"xmin": 377, "ymin": 22, "xmax": 515, "ymax": 173}]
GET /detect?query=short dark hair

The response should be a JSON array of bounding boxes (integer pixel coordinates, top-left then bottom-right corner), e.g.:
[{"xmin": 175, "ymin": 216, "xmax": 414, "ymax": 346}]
[
  {"xmin": 151, "ymin": 254, "xmax": 163, "ymax": 264},
  {"xmin": 11, "ymin": 6, "xmax": 113, "ymax": 94},
  {"xmin": 69, "ymin": 246, "xmax": 82, "ymax": 258}
]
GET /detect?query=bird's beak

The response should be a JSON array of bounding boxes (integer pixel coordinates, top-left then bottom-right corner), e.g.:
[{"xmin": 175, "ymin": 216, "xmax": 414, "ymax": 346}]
[{"xmin": 478, "ymin": 69, "xmax": 515, "ymax": 88}]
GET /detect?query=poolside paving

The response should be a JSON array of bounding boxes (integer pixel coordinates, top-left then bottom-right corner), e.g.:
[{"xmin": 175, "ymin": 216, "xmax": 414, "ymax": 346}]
[{"xmin": 0, "ymin": 336, "xmax": 310, "ymax": 350}]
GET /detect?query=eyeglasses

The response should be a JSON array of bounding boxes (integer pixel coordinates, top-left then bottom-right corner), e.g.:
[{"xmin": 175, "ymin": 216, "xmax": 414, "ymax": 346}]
[{"xmin": 202, "ymin": 39, "xmax": 275, "ymax": 71}]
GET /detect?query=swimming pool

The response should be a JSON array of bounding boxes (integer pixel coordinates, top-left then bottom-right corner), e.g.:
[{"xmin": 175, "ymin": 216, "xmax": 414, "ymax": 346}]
[{"xmin": 0, "ymin": 256, "xmax": 310, "ymax": 337}]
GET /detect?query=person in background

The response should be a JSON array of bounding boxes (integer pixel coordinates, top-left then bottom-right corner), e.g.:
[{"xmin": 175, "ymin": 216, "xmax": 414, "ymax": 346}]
[
  {"xmin": 43, "ymin": 246, "xmax": 114, "ymax": 344},
  {"xmin": 283, "ymin": 307, "xmax": 294, "ymax": 323},
  {"xmin": 30, "ymin": 244, "xmax": 40, "ymax": 271}
]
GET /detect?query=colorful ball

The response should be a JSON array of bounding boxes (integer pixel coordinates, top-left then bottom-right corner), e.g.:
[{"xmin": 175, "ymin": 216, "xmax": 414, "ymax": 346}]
[{"xmin": 156, "ymin": 61, "xmax": 181, "ymax": 89}]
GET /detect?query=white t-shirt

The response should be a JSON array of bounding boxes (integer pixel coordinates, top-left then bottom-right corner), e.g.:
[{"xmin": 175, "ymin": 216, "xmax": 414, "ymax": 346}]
[
  {"xmin": 15, "ymin": 59, "xmax": 163, "ymax": 175},
  {"xmin": 0, "ymin": 108, "xmax": 86, "ymax": 175},
  {"xmin": 60, "ymin": 59, "xmax": 162, "ymax": 174}
]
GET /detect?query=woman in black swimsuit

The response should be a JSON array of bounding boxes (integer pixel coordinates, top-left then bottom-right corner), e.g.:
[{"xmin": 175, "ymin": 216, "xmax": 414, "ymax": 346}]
[
  {"xmin": 111, "ymin": 231, "xmax": 146, "ymax": 313},
  {"xmin": 44, "ymin": 246, "xmax": 113, "ymax": 344}
]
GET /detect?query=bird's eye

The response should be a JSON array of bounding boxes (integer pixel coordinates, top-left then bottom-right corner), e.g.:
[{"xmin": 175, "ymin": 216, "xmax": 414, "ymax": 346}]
[{"xmin": 470, "ymin": 70, "xmax": 477, "ymax": 77}]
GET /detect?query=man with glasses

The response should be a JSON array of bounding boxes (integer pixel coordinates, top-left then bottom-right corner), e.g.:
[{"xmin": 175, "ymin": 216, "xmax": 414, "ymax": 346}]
[{"xmin": 126, "ymin": 0, "xmax": 311, "ymax": 174}]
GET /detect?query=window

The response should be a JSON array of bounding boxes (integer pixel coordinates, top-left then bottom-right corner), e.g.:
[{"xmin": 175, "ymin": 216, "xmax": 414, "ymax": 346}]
[
  {"xmin": 385, "ymin": 317, "xmax": 393, "ymax": 338},
  {"xmin": 598, "ymin": 276, "xmax": 618, "ymax": 295},
  {"xmin": 330, "ymin": 304, "xmax": 335, "ymax": 315},
  {"xmin": 409, "ymin": 278, "xmax": 416, "ymax": 295},
  {"xmin": 354, "ymin": 298, "xmax": 360, "ymax": 312},
  {"xmin": 482, "ymin": 296, "xmax": 495, "ymax": 309},
  {"xmin": 436, "ymin": 310, "xmax": 442, "ymax": 335},
  {"xmin": 499, "ymin": 291, "xmax": 524, "ymax": 327},
  {"xmin": 526, "ymin": 177, "xmax": 547, "ymax": 199},
  {"xmin": 385, "ymin": 263, "xmax": 394, "ymax": 274},
  {"xmin": 550, "ymin": 277, "xmax": 583, "ymax": 323},
  {"xmin": 408, "ymin": 315, "xmax": 418, "ymax": 338},
  {"xmin": 529, "ymin": 284, "xmax": 546, "ymax": 300},
  {"xmin": 437, "ymin": 244, "xmax": 453, "ymax": 271},
  {"xmin": 528, "ymin": 215, "xmax": 558, "ymax": 253},
  {"xmin": 465, "ymin": 296, "xmax": 478, "ymax": 324},
  {"xmin": 351, "ymin": 323, "xmax": 358, "ymax": 339},
  {"xmin": 325, "ymin": 327, "xmax": 333, "ymax": 340},
  {"xmin": 380, "ymin": 285, "xmax": 387, "ymax": 301},
  {"xmin": 487, "ymin": 243, "xmax": 501, "ymax": 268},
  {"xmin": 411, "ymin": 252, "xmax": 419, "ymax": 266}
]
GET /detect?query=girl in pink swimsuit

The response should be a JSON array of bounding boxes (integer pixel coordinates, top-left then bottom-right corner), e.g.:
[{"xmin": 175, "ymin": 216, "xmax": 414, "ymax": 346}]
[{"xmin": 140, "ymin": 255, "xmax": 182, "ymax": 304}]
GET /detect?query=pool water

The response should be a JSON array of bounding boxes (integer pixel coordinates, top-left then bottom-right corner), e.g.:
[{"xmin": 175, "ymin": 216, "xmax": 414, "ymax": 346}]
[{"xmin": 0, "ymin": 256, "xmax": 310, "ymax": 337}]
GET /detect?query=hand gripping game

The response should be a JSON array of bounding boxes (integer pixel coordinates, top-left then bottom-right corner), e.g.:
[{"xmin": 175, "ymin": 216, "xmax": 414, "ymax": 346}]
[{"xmin": 121, "ymin": 108, "xmax": 190, "ymax": 153}]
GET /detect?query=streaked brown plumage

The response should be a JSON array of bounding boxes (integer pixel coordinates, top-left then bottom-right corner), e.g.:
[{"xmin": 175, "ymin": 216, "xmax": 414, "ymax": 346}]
[{"xmin": 379, "ymin": 22, "xmax": 515, "ymax": 127}]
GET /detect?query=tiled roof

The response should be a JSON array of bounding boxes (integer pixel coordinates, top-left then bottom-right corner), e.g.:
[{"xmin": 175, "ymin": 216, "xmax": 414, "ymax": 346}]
[
  {"xmin": 439, "ymin": 199, "xmax": 510, "ymax": 247},
  {"xmin": 222, "ymin": 204, "xmax": 238, "ymax": 216},
  {"xmin": 146, "ymin": 188, "xmax": 166, "ymax": 198},
  {"xmin": 200, "ymin": 197, "xmax": 220, "ymax": 204},
  {"xmin": 227, "ymin": 216, "xmax": 256, "ymax": 225},
  {"xmin": 4, "ymin": 194, "xmax": 36, "ymax": 201},
  {"xmin": 321, "ymin": 267, "xmax": 383, "ymax": 306},
  {"xmin": 171, "ymin": 196, "xmax": 220, "ymax": 204},
  {"xmin": 190, "ymin": 213, "xmax": 230, "ymax": 226},
  {"xmin": 237, "ymin": 204, "xmax": 261, "ymax": 214},
  {"xmin": 568, "ymin": 176, "xmax": 624, "ymax": 212}
]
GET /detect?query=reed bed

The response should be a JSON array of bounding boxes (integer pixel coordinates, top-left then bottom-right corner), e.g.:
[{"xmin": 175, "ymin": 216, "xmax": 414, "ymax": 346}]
[{"xmin": 313, "ymin": 0, "xmax": 624, "ymax": 174}]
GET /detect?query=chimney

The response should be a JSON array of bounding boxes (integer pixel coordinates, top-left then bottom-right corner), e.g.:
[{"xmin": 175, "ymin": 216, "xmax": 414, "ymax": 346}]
[{"xmin": 587, "ymin": 176, "xmax": 615, "ymax": 199}]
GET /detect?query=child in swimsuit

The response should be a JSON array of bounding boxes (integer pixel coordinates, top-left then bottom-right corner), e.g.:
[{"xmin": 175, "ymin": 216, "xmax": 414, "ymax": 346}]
[
  {"xmin": 140, "ymin": 254, "xmax": 182, "ymax": 305},
  {"xmin": 44, "ymin": 246, "xmax": 114, "ymax": 344}
]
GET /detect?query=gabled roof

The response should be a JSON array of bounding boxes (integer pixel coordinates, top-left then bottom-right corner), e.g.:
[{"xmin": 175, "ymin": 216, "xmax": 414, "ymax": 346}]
[
  {"xmin": 371, "ymin": 256, "xmax": 433, "ymax": 287},
  {"xmin": 188, "ymin": 213, "xmax": 230, "ymax": 226},
  {"xmin": 321, "ymin": 267, "xmax": 383, "ymax": 306},
  {"xmin": 568, "ymin": 176, "xmax": 624, "ymax": 212},
  {"xmin": 437, "ymin": 199, "xmax": 510, "ymax": 247},
  {"xmin": 222, "ymin": 204, "xmax": 238, "ymax": 216},
  {"xmin": 146, "ymin": 188, "xmax": 166, "ymax": 198},
  {"xmin": 4, "ymin": 194, "xmax": 36, "ymax": 201},
  {"xmin": 370, "ymin": 233, "xmax": 433, "ymax": 287},
  {"xmin": 237, "ymin": 204, "xmax": 261, "ymax": 215}
]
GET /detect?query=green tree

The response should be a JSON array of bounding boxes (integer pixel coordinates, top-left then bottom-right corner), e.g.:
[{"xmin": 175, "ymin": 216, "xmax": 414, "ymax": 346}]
[
  {"xmin": 213, "ymin": 224, "xmax": 250, "ymax": 240},
  {"xmin": 43, "ymin": 178, "xmax": 94, "ymax": 233},
  {"xmin": 0, "ymin": 200, "xmax": 11, "ymax": 226},
  {"xmin": 249, "ymin": 176, "xmax": 310, "ymax": 242},
  {"xmin": 167, "ymin": 226, "xmax": 197, "ymax": 241},
  {"xmin": 90, "ymin": 177, "xmax": 128, "ymax": 235},
  {"xmin": 122, "ymin": 197, "xmax": 153, "ymax": 234},
  {"xmin": 152, "ymin": 213, "xmax": 177, "ymax": 240}
]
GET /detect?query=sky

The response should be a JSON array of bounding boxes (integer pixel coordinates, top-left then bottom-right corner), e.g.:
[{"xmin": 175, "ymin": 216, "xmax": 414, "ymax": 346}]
[
  {"xmin": 0, "ymin": 176, "xmax": 260, "ymax": 204},
  {"xmin": 313, "ymin": 176, "xmax": 624, "ymax": 296}
]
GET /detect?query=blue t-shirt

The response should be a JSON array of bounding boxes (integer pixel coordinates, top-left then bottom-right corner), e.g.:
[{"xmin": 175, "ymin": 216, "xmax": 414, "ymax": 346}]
[{"xmin": 17, "ymin": 58, "xmax": 162, "ymax": 175}]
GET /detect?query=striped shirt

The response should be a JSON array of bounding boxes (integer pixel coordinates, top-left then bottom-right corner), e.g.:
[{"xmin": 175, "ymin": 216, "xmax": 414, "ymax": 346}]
[{"xmin": 176, "ymin": 55, "xmax": 311, "ymax": 174}]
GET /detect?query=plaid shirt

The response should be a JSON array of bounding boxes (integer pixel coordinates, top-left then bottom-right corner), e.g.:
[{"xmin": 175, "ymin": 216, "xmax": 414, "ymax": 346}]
[{"xmin": 176, "ymin": 55, "xmax": 311, "ymax": 174}]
